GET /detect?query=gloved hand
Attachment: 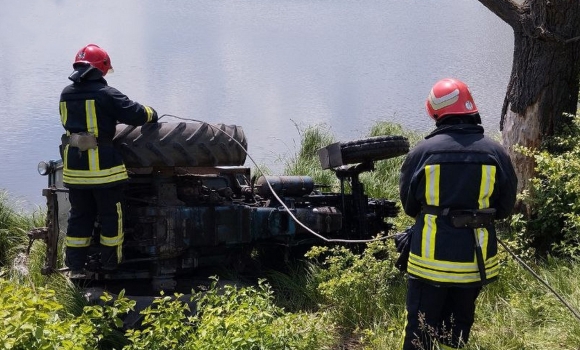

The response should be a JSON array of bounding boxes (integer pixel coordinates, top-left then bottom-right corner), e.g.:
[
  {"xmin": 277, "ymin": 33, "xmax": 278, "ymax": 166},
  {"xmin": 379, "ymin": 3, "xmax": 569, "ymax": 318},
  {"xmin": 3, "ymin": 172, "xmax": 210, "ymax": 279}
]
[
  {"xmin": 394, "ymin": 226, "xmax": 413, "ymax": 272},
  {"xmin": 149, "ymin": 107, "xmax": 159, "ymax": 123}
]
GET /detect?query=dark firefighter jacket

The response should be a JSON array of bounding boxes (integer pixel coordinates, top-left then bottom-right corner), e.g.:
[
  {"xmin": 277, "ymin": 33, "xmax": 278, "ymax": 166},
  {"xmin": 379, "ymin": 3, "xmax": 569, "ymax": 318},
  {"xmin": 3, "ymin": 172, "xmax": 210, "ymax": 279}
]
[
  {"xmin": 399, "ymin": 123, "xmax": 517, "ymax": 286},
  {"xmin": 59, "ymin": 70, "xmax": 156, "ymax": 188}
]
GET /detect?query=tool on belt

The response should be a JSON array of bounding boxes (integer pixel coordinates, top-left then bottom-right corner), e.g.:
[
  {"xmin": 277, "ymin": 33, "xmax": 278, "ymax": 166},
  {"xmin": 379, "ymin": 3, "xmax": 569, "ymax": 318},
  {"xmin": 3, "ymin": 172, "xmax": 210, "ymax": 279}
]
[
  {"xmin": 421, "ymin": 206, "xmax": 496, "ymax": 228},
  {"xmin": 64, "ymin": 132, "xmax": 98, "ymax": 151}
]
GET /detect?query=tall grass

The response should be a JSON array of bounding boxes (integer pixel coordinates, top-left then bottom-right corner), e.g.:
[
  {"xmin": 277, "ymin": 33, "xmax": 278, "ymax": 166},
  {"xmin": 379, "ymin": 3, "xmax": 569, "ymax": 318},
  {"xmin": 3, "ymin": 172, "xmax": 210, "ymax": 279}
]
[
  {"xmin": 281, "ymin": 122, "xmax": 339, "ymax": 187},
  {"xmin": 0, "ymin": 190, "xmax": 44, "ymax": 270}
]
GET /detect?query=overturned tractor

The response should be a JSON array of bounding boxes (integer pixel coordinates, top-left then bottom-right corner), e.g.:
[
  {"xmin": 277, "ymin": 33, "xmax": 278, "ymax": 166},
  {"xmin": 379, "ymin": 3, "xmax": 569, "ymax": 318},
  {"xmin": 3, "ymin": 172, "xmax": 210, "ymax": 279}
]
[{"xmin": 28, "ymin": 121, "xmax": 409, "ymax": 294}]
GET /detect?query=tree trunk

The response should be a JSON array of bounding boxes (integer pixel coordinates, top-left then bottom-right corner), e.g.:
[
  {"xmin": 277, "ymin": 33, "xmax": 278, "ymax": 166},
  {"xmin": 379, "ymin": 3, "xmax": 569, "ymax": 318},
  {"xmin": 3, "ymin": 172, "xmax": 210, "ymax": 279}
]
[{"xmin": 477, "ymin": 0, "xmax": 580, "ymax": 194}]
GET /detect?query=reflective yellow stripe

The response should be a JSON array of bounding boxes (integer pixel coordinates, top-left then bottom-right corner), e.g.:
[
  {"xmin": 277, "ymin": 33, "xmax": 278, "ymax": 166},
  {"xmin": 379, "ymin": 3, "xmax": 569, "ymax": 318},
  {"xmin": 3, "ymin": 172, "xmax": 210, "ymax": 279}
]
[
  {"xmin": 410, "ymin": 253, "xmax": 498, "ymax": 272},
  {"xmin": 85, "ymin": 100, "xmax": 99, "ymax": 137},
  {"xmin": 101, "ymin": 233, "xmax": 124, "ymax": 247},
  {"xmin": 408, "ymin": 265, "xmax": 483, "ymax": 283},
  {"xmin": 478, "ymin": 165, "xmax": 496, "ymax": 209},
  {"xmin": 422, "ymin": 165, "xmax": 440, "ymax": 259},
  {"xmin": 422, "ymin": 214, "xmax": 437, "ymax": 258},
  {"xmin": 116, "ymin": 245, "xmax": 123, "ymax": 263},
  {"xmin": 60, "ymin": 101, "xmax": 68, "ymax": 125},
  {"xmin": 424, "ymin": 164, "xmax": 440, "ymax": 206},
  {"xmin": 112, "ymin": 202, "xmax": 125, "ymax": 264},
  {"xmin": 88, "ymin": 148, "xmax": 100, "ymax": 172},
  {"xmin": 100, "ymin": 202, "xmax": 124, "ymax": 247},
  {"xmin": 66, "ymin": 236, "xmax": 91, "ymax": 248},
  {"xmin": 407, "ymin": 262, "xmax": 499, "ymax": 284},
  {"xmin": 477, "ymin": 165, "xmax": 495, "ymax": 259},
  {"xmin": 63, "ymin": 173, "xmax": 128, "ymax": 185},
  {"xmin": 408, "ymin": 253, "xmax": 499, "ymax": 283},
  {"xmin": 145, "ymin": 106, "xmax": 154, "ymax": 122},
  {"xmin": 117, "ymin": 201, "xmax": 123, "ymax": 236},
  {"xmin": 84, "ymin": 100, "xmax": 100, "ymax": 172},
  {"xmin": 63, "ymin": 144, "xmax": 69, "ymax": 169},
  {"xmin": 116, "ymin": 202, "xmax": 123, "ymax": 263},
  {"xmin": 63, "ymin": 164, "xmax": 128, "ymax": 185},
  {"xmin": 64, "ymin": 164, "xmax": 127, "ymax": 177}
]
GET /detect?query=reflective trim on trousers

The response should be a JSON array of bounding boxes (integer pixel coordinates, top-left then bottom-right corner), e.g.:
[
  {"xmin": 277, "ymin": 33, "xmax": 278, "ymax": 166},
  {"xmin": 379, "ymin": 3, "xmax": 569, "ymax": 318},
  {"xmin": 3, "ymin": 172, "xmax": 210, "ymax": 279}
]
[{"xmin": 65, "ymin": 236, "xmax": 91, "ymax": 248}]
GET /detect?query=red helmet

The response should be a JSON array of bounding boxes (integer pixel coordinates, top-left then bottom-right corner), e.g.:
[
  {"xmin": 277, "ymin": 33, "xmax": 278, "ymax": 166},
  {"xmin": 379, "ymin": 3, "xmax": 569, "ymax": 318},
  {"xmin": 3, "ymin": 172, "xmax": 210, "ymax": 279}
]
[
  {"xmin": 425, "ymin": 78, "xmax": 478, "ymax": 121},
  {"xmin": 73, "ymin": 44, "xmax": 113, "ymax": 76}
]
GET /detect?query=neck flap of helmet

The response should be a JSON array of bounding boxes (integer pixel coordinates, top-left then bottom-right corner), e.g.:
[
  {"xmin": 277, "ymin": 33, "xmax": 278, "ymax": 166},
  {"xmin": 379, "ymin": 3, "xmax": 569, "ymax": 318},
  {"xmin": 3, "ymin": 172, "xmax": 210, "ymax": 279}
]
[{"xmin": 68, "ymin": 63, "xmax": 104, "ymax": 83}]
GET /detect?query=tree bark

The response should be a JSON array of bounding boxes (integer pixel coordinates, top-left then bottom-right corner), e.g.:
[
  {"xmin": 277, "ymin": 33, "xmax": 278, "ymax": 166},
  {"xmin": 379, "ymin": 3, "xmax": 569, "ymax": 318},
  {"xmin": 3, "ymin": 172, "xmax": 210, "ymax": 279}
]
[{"xmin": 477, "ymin": 0, "xmax": 580, "ymax": 194}]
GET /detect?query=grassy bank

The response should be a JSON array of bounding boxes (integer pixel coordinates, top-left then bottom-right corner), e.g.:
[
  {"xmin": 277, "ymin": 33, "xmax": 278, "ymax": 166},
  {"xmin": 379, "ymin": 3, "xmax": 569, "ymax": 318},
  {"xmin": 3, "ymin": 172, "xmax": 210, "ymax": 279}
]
[{"xmin": 0, "ymin": 122, "xmax": 579, "ymax": 349}]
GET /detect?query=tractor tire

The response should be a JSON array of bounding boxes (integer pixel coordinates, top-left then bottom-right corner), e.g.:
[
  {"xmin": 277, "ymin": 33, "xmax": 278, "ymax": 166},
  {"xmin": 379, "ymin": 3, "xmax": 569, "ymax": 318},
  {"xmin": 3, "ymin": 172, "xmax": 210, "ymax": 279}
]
[
  {"xmin": 113, "ymin": 122, "xmax": 247, "ymax": 167},
  {"xmin": 340, "ymin": 135, "xmax": 409, "ymax": 165}
]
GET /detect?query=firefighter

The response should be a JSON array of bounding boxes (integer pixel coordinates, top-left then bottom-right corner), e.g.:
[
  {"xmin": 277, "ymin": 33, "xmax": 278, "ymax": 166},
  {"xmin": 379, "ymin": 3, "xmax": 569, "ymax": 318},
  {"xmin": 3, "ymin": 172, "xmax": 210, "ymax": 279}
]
[
  {"xmin": 59, "ymin": 44, "xmax": 158, "ymax": 276},
  {"xmin": 398, "ymin": 78, "xmax": 517, "ymax": 349}
]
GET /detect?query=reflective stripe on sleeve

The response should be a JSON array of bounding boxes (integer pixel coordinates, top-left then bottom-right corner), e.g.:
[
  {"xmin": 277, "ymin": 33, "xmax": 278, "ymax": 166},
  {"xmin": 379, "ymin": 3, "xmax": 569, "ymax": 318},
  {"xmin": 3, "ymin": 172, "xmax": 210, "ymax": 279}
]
[
  {"xmin": 424, "ymin": 164, "xmax": 440, "ymax": 206},
  {"xmin": 477, "ymin": 165, "xmax": 496, "ymax": 258},
  {"xmin": 144, "ymin": 106, "xmax": 154, "ymax": 122},
  {"xmin": 66, "ymin": 236, "xmax": 91, "ymax": 248},
  {"xmin": 60, "ymin": 101, "xmax": 68, "ymax": 125},
  {"xmin": 478, "ymin": 165, "xmax": 496, "ymax": 209}
]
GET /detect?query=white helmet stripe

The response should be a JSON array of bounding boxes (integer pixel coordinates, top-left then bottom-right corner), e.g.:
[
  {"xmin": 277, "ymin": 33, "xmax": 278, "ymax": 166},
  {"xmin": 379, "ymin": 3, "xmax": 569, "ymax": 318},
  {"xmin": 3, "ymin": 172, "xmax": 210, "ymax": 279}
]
[{"xmin": 428, "ymin": 88, "xmax": 460, "ymax": 111}]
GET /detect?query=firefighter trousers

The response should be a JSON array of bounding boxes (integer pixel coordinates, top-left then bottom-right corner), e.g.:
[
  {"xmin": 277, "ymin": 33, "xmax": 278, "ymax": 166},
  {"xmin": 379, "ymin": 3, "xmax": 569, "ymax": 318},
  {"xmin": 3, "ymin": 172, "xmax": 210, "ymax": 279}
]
[
  {"xmin": 401, "ymin": 278, "xmax": 481, "ymax": 349},
  {"xmin": 65, "ymin": 186, "xmax": 124, "ymax": 270}
]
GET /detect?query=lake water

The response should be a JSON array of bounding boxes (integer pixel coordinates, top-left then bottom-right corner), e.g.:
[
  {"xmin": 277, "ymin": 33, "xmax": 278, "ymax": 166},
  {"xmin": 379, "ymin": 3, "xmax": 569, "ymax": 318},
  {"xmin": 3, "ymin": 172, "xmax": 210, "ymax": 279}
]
[{"xmin": 0, "ymin": 0, "xmax": 513, "ymax": 211}]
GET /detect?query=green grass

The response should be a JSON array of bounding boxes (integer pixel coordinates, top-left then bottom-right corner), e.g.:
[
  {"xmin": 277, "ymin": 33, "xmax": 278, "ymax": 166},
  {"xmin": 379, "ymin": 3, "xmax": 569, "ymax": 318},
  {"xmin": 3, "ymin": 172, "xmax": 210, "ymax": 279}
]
[{"xmin": 463, "ymin": 254, "xmax": 580, "ymax": 350}]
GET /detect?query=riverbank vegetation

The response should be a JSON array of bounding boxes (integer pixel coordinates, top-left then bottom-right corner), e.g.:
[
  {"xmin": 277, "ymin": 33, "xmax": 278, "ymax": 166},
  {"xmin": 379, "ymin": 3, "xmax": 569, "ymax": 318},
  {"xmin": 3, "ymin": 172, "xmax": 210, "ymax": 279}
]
[{"xmin": 1, "ymin": 121, "xmax": 579, "ymax": 349}]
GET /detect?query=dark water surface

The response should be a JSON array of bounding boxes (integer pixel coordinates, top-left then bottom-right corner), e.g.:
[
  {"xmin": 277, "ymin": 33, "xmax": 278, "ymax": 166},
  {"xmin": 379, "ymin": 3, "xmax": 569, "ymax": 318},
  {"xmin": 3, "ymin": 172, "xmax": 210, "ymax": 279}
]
[{"xmin": 0, "ymin": 0, "xmax": 513, "ymax": 210}]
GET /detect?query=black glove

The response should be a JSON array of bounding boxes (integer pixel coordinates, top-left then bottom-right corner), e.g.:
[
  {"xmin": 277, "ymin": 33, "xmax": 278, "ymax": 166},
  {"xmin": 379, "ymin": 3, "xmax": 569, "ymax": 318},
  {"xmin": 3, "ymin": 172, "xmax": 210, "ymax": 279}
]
[
  {"xmin": 149, "ymin": 108, "xmax": 159, "ymax": 123},
  {"xmin": 394, "ymin": 226, "xmax": 413, "ymax": 272}
]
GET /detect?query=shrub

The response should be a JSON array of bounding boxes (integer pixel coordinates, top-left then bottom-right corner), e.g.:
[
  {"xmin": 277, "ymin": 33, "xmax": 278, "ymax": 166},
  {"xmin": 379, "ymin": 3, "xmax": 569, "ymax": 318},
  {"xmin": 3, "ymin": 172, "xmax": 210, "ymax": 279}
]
[
  {"xmin": 124, "ymin": 277, "xmax": 337, "ymax": 350},
  {"xmin": 0, "ymin": 278, "xmax": 134, "ymax": 349},
  {"xmin": 517, "ymin": 113, "xmax": 580, "ymax": 258},
  {"xmin": 305, "ymin": 238, "xmax": 405, "ymax": 332}
]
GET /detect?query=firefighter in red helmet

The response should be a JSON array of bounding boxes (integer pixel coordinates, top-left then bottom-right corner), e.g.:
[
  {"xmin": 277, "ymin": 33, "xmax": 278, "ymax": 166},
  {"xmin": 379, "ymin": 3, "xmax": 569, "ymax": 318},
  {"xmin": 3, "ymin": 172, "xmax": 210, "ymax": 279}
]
[
  {"xmin": 398, "ymin": 78, "xmax": 517, "ymax": 349},
  {"xmin": 59, "ymin": 44, "xmax": 158, "ymax": 277},
  {"xmin": 72, "ymin": 43, "xmax": 114, "ymax": 76}
]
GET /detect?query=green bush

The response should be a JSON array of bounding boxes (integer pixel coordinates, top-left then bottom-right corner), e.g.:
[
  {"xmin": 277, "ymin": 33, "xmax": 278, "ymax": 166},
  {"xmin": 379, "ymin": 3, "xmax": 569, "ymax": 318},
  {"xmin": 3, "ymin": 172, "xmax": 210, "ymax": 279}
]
[
  {"xmin": 0, "ymin": 278, "xmax": 134, "ymax": 350},
  {"xmin": 124, "ymin": 278, "xmax": 337, "ymax": 350},
  {"xmin": 517, "ymin": 113, "xmax": 580, "ymax": 257},
  {"xmin": 305, "ymin": 239, "xmax": 405, "ymax": 332}
]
